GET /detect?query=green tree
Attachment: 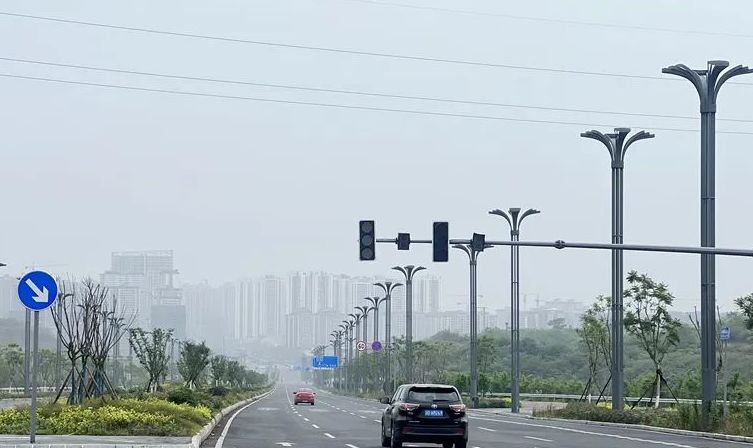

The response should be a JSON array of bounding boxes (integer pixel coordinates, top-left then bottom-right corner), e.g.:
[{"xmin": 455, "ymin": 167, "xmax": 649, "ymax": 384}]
[
  {"xmin": 2, "ymin": 344, "xmax": 23, "ymax": 387},
  {"xmin": 577, "ymin": 296, "xmax": 611, "ymax": 395},
  {"xmin": 624, "ymin": 271, "xmax": 682, "ymax": 407},
  {"xmin": 177, "ymin": 341, "xmax": 211, "ymax": 389},
  {"xmin": 734, "ymin": 293, "xmax": 753, "ymax": 329},
  {"xmin": 210, "ymin": 355, "xmax": 228, "ymax": 387},
  {"xmin": 128, "ymin": 327, "xmax": 173, "ymax": 393}
]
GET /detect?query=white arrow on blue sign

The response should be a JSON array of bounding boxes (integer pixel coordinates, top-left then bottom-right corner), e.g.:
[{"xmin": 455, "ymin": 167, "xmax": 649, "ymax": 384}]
[{"xmin": 18, "ymin": 271, "xmax": 58, "ymax": 311}]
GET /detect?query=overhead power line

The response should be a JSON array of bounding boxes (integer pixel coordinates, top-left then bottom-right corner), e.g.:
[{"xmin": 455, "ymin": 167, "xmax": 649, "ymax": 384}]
[
  {"xmin": 2, "ymin": 11, "xmax": 751, "ymax": 86},
  {"xmin": 343, "ymin": 0, "xmax": 753, "ymax": 40},
  {"xmin": 1, "ymin": 72, "xmax": 752, "ymax": 135},
  {"xmin": 4, "ymin": 56, "xmax": 751, "ymax": 123}
]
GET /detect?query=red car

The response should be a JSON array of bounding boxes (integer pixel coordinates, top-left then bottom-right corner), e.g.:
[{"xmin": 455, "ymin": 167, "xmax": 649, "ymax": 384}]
[{"xmin": 293, "ymin": 388, "xmax": 316, "ymax": 405}]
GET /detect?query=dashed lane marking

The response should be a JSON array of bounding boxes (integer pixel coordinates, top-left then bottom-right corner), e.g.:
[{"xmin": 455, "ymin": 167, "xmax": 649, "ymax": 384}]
[
  {"xmin": 525, "ymin": 436, "xmax": 553, "ymax": 442},
  {"xmin": 478, "ymin": 427, "xmax": 497, "ymax": 432},
  {"xmin": 303, "ymin": 417, "xmax": 310, "ymax": 422},
  {"xmin": 346, "ymin": 444, "xmax": 360, "ymax": 448},
  {"xmin": 312, "ymin": 424, "xmax": 320, "ymax": 429},
  {"xmin": 324, "ymin": 433, "xmax": 336, "ymax": 439}
]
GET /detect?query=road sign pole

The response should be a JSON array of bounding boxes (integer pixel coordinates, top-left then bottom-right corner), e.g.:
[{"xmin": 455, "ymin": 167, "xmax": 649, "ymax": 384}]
[
  {"xmin": 24, "ymin": 309, "xmax": 30, "ymax": 395},
  {"xmin": 30, "ymin": 310, "xmax": 39, "ymax": 444}
]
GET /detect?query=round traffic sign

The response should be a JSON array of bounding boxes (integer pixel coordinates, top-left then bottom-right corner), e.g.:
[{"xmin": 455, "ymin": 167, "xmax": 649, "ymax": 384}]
[
  {"xmin": 18, "ymin": 271, "xmax": 58, "ymax": 311},
  {"xmin": 356, "ymin": 341, "xmax": 367, "ymax": 352},
  {"xmin": 371, "ymin": 341, "xmax": 382, "ymax": 352}
]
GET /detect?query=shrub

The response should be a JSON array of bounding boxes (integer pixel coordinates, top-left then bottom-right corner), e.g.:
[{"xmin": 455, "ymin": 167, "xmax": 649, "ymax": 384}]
[
  {"xmin": 209, "ymin": 386, "xmax": 228, "ymax": 397},
  {"xmin": 167, "ymin": 387, "xmax": 199, "ymax": 406}
]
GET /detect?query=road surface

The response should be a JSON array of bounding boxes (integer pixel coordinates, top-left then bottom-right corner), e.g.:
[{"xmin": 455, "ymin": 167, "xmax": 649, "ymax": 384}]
[{"xmin": 204, "ymin": 379, "xmax": 745, "ymax": 448}]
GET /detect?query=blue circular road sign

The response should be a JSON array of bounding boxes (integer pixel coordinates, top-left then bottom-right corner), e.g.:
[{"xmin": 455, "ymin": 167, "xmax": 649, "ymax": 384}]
[
  {"xmin": 372, "ymin": 341, "xmax": 382, "ymax": 352},
  {"xmin": 18, "ymin": 271, "xmax": 58, "ymax": 311}
]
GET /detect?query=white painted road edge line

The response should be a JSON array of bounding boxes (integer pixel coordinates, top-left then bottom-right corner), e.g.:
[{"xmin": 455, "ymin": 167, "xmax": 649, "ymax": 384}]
[
  {"xmin": 214, "ymin": 385, "xmax": 277, "ymax": 448},
  {"xmin": 324, "ymin": 433, "xmax": 336, "ymax": 439}
]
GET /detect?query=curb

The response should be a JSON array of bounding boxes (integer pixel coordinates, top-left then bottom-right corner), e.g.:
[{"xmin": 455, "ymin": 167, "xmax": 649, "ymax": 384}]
[
  {"xmin": 525, "ymin": 414, "xmax": 753, "ymax": 444},
  {"xmin": 191, "ymin": 385, "xmax": 275, "ymax": 448}
]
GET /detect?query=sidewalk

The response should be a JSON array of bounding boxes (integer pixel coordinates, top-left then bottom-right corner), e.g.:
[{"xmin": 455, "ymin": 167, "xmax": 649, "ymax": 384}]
[{"xmin": 0, "ymin": 435, "xmax": 192, "ymax": 448}]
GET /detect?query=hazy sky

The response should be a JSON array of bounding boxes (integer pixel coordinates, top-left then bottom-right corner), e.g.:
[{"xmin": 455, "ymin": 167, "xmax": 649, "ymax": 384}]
[{"xmin": 1, "ymin": 0, "xmax": 752, "ymax": 311}]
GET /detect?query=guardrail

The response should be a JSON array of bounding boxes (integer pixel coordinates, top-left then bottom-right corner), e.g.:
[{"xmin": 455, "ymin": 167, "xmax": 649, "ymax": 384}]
[
  {"xmin": 481, "ymin": 392, "xmax": 747, "ymax": 406},
  {"xmin": 0, "ymin": 387, "xmax": 66, "ymax": 394}
]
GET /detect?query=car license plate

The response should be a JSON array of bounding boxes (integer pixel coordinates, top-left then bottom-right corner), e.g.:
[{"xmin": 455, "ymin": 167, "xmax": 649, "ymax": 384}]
[{"xmin": 424, "ymin": 409, "xmax": 443, "ymax": 417}]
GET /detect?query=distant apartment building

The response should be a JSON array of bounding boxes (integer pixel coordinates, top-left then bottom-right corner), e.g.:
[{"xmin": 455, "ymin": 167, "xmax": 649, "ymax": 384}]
[{"xmin": 0, "ymin": 274, "xmax": 21, "ymax": 320}]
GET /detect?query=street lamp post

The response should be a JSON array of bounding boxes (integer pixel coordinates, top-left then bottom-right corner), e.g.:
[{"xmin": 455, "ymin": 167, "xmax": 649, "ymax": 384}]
[
  {"xmin": 453, "ymin": 244, "xmax": 487, "ymax": 409},
  {"xmin": 355, "ymin": 305, "xmax": 370, "ymax": 348},
  {"xmin": 374, "ymin": 282, "xmax": 403, "ymax": 395},
  {"xmin": 365, "ymin": 297, "xmax": 381, "ymax": 342},
  {"xmin": 489, "ymin": 207, "xmax": 540, "ymax": 414},
  {"xmin": 339, "ymin": 323, "xmax": 349, "ymax": 390},
  {"xmin": 663, "ymin": 60, "xmax": 753, "ymax": 425},
  {"xmin": 581, "ymin": 128, "xmax": 654, "ymax": 410},
  {"xmin": 392, "ymin": 266, "xmax": 426, "ymax": 384}
]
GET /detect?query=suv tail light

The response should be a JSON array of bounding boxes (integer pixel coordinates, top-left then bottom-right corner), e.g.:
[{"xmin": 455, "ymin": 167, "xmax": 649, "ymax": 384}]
[
  {"xmin": 449, "ymin": 404, "xmax": 466, "ymax": 413},
  {"xmin": 399, "ymin": 403, "xmax": 419, "ymax": 412}
]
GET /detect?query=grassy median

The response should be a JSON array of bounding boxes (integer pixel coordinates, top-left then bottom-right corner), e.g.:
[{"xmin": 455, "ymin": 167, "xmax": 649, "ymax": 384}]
[{"xmin": 0, "ymin": 385, "xmax": 269, "ymax": 436}]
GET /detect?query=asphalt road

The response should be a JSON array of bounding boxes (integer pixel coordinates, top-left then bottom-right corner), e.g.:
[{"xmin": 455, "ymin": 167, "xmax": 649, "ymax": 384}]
[{"xmin": 207, "ymin": 379, "xmax": 749, "ymax": 448}]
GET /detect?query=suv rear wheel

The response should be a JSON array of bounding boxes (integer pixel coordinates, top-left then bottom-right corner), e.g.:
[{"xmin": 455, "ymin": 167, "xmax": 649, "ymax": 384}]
[
  {"xmin": 390, "ymin": 426, "xmax": 401, "ymax": 448},
  {"xmin": 380, "ymin": 424, "xmax": 390, "ymax": 447},
  {"xmin": 455, "ymin": 440, "xmax": 467, "ymax": 448}
]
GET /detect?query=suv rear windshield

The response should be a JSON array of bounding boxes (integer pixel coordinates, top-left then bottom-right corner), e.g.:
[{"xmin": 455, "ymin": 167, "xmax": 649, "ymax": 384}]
[{"xmin": 406, "ymin": 387, "xmax": 460, "ymax": 403}]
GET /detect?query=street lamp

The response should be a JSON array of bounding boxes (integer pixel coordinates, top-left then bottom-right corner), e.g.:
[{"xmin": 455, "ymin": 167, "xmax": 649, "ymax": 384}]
[
  {"xmin": 364, "ymin": 297, "xmax": 381, "ymax": 342},
  {"xmin": 489, "ymin": 207, "xmax": 540, "ymax": 414},
  {"xmin": 355, "ymin": 305, "xmax": 371, "ymax": 348},
  {"xmin": 392, "ymin": 266, "xmax": 426, "ymax": 383},
  {"xmin": 581, "ymin": 128, "xmax": 654, "ymax": 410},
  {"xmin": 663, "ymin": 60, "xmax": 753, "ymax": 426},
  {"xmin": 374, "ymin": 282, "xmax": 403, "ymax": 395},
  {"xmin": 453, "ymin": 244, "xmax": 488, "ymax": 409}
]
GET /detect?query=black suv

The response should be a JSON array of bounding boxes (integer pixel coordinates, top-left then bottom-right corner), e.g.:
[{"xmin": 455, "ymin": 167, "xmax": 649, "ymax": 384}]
[{"xmin": 380, "ymin": 384, "xmax": 468, "ymax": 448}]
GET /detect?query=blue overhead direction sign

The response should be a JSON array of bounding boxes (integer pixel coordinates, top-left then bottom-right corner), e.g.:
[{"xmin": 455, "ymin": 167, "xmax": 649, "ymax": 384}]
[
  {"xmin": 18, "ymin": 271, "xmax": 58, "ymax": 311},
  {"xmin": 312, "ymin": 356, "xmax": 339, "ymax": 370}
]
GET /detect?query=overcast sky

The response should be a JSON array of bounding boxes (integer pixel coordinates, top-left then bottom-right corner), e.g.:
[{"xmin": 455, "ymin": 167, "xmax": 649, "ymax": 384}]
[{"xmin": 1, "ymin": 0, "xmax": 752, "ymax": 311}]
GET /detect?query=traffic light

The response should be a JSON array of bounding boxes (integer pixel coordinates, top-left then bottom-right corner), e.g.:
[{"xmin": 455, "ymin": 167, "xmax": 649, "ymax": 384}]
[
  {"xmin": 359, "ymin": 220, "xmax": 376, "ymax": 260},
  {"xmin": 433, "ymin": 222, "xmax": 449, "ymax": 262},
  {"xmin": 397, "ymin": 233, "xmax": 411, "ymax": 250},
  {"xmin": 471, "ymin": 233, "xmax": 486, "ymax": 252}
]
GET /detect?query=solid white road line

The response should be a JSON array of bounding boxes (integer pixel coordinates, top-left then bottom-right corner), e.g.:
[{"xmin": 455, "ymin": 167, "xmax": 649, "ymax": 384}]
[
  {"xmin": 324, "ymin": 433, "xmax": 336, "ymax": 438},
  {"xmin": 312, "ymin": 424, "xmax": 320, "ymax": 429},
  {"xmin": 214, "ymin": 385, "xmax": 276, "ymax": 448},
  {"xmin": 478, "ymin": 427, "xmax": 497, "ymax": 432},
  {"xmin": 470, "ymin": 416, "xmax": 696, "ymax": 448},
  {"xmin": 525, "ymin": 436, "xmax": 553, "ymax": 442}
]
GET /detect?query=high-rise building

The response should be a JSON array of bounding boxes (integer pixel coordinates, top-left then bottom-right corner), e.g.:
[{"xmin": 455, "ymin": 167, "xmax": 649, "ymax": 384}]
[
  {"xmin": 101, "ymin": 250, "xmax": 182, "ymax": 333},
  {"xmin": 0, "ymin": 274, "xmax": 21, "ymax": 320}
]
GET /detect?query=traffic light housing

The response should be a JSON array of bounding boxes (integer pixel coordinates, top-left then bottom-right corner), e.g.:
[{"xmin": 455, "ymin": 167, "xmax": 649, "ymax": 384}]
[
  {"xmin": 471, "ymin": 233, "xmax": 486, "ymax": 252},
  {"xmin": 433, "ymin": 222, "xmax": 449, "ymax": 262},
  {"xmin": 359, "ymin": 220, "xmax": 376, "ymax": 260},
  {"xmin": 397, "ymin": 233, "xmax": 411, "ymax": 250}
]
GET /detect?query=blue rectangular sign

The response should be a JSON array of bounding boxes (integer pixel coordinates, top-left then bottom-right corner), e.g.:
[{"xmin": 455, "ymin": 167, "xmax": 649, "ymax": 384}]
[{"xmin": 312, "ymin": 356, "xmax": 339, "ymax": 370}]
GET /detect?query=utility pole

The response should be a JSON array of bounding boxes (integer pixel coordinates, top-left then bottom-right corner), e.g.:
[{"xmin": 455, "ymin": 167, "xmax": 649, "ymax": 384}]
[
  {"xmin": 489, "ymin": 208, "xmax": 540, "ymax": 414},
  {"xmin": 581, "ymin": 128, "xmax": 654, "ymax": 410},
  {"xmin": 392, "ymin": 266, "xmax": 425, "ymax": 384},
  {"xmin": 663, "ymin": 60, "xmax": 752, "ymax": 426}
]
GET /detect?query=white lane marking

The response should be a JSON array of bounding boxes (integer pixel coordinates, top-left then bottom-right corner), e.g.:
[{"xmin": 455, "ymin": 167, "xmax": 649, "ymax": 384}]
[
  {"xmin": 346, "ymin": 445, "xmax": 360, "ymax": 448},
  {"xmin": 373, "ymin": 419, "xmax": 381, "ymax": 423},
  {"xmin": 324, "ymin": 433, "xmax": 336, "ymax": 439},
  {"xmin": 478, "ymin": 426, "xmax": 497, "ymax": 432},
  {"xmin": 215, "ymin": 385, "xmax": 276, "ymax": 448},
  {"xmin": 525, "ymin": 436, "xmax": 553, "ymax": 442},
  {"xmin": 303, "ymin": 417, "xmax": 310, "ymax": 422},
  {"xmin": 349, "ymin": 412, "xmax": 356, "ymax": 415},
  {"xmin": 359, "ymin": 415, "xmax": 367, "ymax": 419},
  {"xmin": 471, "ymin": 416, "xmax": 696, "ymax": 448},
  {"xmin": 312, "ymin": 424, "xmax": 320, "ymax": 429}
]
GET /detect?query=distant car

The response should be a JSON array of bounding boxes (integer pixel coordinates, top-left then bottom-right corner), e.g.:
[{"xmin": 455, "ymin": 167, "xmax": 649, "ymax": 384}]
[
  {"xmin": 380, "ymin": 384, "xmax": 467, "ymax": 448},
  {"xmin": 293, "ymin": 388, "xmax": 316, "ymax": 405}
]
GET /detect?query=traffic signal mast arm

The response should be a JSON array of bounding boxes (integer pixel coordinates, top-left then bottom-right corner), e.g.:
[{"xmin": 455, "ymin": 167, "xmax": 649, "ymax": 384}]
[{"xmin": 447, "ymin": 239, "xmax": 753, "ymax": 257}]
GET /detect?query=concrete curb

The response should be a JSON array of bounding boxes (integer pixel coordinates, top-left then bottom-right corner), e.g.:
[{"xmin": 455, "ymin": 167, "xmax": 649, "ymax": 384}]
[
  {"xmin": 525, "ymin": 414, "xmax": 753, "ymax": 444},
  {"xmin": 190, "ymin": 385, "xmax": 275, "ymax": 448}
]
